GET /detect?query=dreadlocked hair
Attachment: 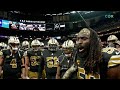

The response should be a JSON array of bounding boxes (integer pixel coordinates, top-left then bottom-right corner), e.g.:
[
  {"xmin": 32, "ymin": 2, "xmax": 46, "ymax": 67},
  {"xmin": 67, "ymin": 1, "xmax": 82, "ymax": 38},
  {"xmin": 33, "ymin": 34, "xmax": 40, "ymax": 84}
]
[{"xmin": 83, "ymin": 28, "xmax": 102, "ymax": 74}]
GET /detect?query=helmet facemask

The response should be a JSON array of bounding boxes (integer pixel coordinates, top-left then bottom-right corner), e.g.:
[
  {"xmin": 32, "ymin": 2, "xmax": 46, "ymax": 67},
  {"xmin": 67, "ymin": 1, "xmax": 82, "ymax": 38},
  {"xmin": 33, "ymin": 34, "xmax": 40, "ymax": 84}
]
[
  {"xmin": 108, "ymin": 40, "xmax": 116, "ymax": 47},
  {"xmin": 32, "ymin": 45, "xmax": 40, "ymax": 51},
  {"xmin": 48, "ymin": 38, "xmax": 59, "ymax": 52},
  {"xmin": 22, "ymin": 45, "xmax": 29, "ymax": 51},
  {"xmin": 8, "ymin": 36, "xmax": 20, "ymax": 52},
  {"xmin": 31, "ymin": 39, "xmax": 41, "ymax": 51},
  {"xmin": 9, "ymin": 43, "xmax": 19, "ymax": 51},
  {"xmin": 63, "ymin": 47, "xmax": 73, "ymax": 57},
  {"xmin": 62, "ymin": 40, "xmax": 75, "ymax": 57},
  {"xmin": 107, "ymin": 35, "xmax": 118, "ymax": 47},
  {"xmin": 48, "ymin": 44, "xmax": 58, "ymax": 52},
  {"xmin": 22, "ymin": 41, "xmax": 30, "ymax": 51}
]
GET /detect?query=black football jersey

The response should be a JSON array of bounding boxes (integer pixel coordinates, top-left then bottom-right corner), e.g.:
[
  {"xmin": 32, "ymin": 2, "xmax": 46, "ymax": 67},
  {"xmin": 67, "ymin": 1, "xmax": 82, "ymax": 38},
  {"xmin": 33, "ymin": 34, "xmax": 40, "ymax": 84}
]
[
  {"xmin": 100, "ymin": 47, "xmax": 120, "ymax": 79},
  {"xmin": 74, "ymin": 47, "xmax": 120, "ymax": 79},
  {"xmin": 75, "ymin": 54, "xmax": 100, "ymax": 79},
  {"xmin": 26, "ymin": 50, "xmax": 43, "ymax": 72},
  {"xmin": 42, "ymin": 49, "xmax": 63, "ymax": 75},
  {"xmin": 2, "ymin": 49, "xmax": 24, "ymax": 74}
]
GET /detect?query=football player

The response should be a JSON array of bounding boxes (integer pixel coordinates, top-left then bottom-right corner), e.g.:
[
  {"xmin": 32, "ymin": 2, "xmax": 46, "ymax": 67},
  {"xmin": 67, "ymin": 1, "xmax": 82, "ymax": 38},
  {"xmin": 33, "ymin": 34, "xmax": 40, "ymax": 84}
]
[
  {"xmin": 38, "ymin": 38, "xmax": 63, "ymax": 79},
  {"xmin": 106, "ymin": 35, "xmax": 118, "ymax": 48},
  {"xmin": 101, "ymin": 35, "xmax": 120, "ymax": 79},
  {"xmin": 0, "ymin": 36, "xmax": 25, "ymax": 79},
  {"xmin": 20, "ymin": 40, "xmax": 30, "ymax": 78},
  {"xmin": 62, "ymin": 28, "xmax": 120, "ymax": 79},
  {"xmin": 24, "ymin": 39, "xmax": 43, "ymax": 79},
  {"xmin": 21, "ymin": 40, "xmax": 30, "ymax": 51},
  {"xmin": 56, "ymin": 40, "xmax": 77, "ymax": 79}
]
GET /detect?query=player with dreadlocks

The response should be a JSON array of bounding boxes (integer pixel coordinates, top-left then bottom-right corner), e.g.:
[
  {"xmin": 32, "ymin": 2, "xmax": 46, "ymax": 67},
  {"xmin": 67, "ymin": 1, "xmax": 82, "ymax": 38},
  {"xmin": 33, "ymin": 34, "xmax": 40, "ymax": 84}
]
[
  {"xmin": 78, "ymin": 28, "xmax": 102, "ymax": 74},
  {"xmin": 62, "ymin": 28, "xmax": 102, "ymax": 79},
  {"xmin": 62, "ymin": 28, "xmax": 120, "ymax": 79}
]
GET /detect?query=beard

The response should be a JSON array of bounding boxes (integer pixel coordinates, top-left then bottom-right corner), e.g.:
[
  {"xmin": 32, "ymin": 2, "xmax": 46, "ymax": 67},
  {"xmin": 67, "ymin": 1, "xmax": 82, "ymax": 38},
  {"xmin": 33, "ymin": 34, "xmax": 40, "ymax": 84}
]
[
  {"xmin": 76, "ymin": 44, "xmax": 90, "ymax": 58},
  {"xmin": 78, "ymin": 49, "xmax": 89, "ymax": 58}
]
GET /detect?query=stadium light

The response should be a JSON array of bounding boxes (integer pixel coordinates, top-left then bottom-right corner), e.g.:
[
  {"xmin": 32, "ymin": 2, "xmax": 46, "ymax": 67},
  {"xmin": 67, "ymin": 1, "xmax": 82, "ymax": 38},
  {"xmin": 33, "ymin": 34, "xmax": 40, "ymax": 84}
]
[
  {"xmin": 52, "ymin": 14, "xmax": 57, "ymax": 15},
  {"xmin": 64, "ymin": 12, "xmax": 70, "ymax": 15},
  {"xmin": 57, "ymin": 13, "xmax": 63, "ymax": 15},
  {"xmin": 70, "ymin": 11, "xmax": 76, "ymax": 14}
]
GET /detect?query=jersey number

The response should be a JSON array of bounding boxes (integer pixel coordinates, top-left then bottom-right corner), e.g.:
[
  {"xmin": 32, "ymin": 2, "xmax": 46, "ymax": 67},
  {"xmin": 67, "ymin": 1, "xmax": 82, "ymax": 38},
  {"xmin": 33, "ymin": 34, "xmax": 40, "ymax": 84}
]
[
  {"xmin": 10, "ymin": 59, "xmax": 17, "ymax": 68},
  {"xmin": 30, "ymin": 56, "xmax": 39, "ymax": 66},
  {"xmin": 78, "ymin": 67, "xmax": 100, "ymax": 79},
  {"xmin": 46, "ymin": 56, "xmax": 58, "ymax": 68}
]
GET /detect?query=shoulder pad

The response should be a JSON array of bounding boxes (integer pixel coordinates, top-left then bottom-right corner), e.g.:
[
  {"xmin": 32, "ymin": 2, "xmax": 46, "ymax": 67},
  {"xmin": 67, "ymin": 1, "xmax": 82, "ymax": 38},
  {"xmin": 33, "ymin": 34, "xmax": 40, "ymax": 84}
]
[
  {"xmin": 0, "ymin": 51, "xmax": 3, "ymax": 56},
  {"xmin": 102, "ymin": 47, "xmax": 118, "ymax": 54},
  {"xmin": 108, "ymin": 54, "xmax": 120, "ymax": 68}
]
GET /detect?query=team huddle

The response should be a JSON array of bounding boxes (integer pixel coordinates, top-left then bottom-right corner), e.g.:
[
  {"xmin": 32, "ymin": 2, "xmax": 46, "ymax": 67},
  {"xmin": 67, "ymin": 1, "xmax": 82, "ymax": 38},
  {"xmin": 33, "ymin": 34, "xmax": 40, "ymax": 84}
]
[{"xmin": 0, "ymin": 27, "xmax": 120, "ymax": 79}]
